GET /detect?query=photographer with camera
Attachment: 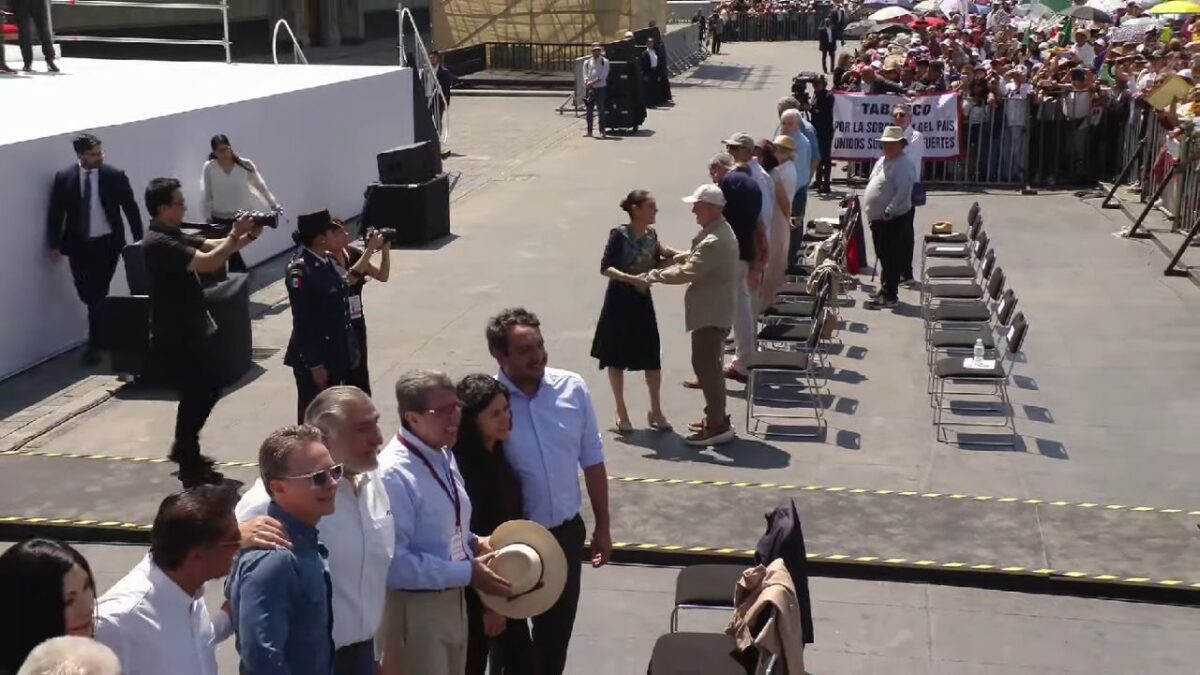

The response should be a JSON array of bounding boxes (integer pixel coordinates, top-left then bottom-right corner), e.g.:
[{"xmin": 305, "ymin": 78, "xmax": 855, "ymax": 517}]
[
  {"xmin": 330, "ymin": 221, "xmax": 391, "ymax": 395},
  {"xmin": 285, "ymin": 211, "xmax": 360, "ymax": 423},
  {"xmin": 141, "ymin": 177, "xmax": 263, "ymax": 487}
]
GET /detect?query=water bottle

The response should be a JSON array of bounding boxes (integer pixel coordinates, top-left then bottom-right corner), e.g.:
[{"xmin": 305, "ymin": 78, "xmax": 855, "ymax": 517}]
[{"xmin": 973, "ymin": 338, "xmax": 985, "ymax": 366}]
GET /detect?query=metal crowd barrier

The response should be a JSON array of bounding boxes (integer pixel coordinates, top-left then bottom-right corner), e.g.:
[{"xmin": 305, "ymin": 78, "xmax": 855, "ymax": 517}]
[
  {"xmin": 722, "ymin": 10, "xmax": 829, "ymax": 42},
  {"xmin": 662, "ymin": 22, "xmax": 706, "ymax": 76},
  {"xmin": 47, "ymin": 0, "xmax": 232, "ymax": 63}
]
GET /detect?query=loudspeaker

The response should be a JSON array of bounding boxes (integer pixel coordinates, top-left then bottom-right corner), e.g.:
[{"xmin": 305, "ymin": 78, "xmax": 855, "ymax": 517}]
[
  {"xmin": 377, "ymin": 140, "xmax": 443, "ymax": 185},
  {"xmin": 362, "ymin": 174, "xmax": 451, "ymax": 245}
]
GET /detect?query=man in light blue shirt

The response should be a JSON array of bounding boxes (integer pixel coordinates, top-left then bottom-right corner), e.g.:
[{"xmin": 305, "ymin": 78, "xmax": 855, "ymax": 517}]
[
  {"xmin": 779, "ymin": 108, "xmax": 820, "ymax": 269},
  {"xmin": 378, "ymin": 369, "xmax": 511, "ymax": 675},
  {"xmin": 486, "ymin": 307, "xmax": 611, "ymax": 675}
]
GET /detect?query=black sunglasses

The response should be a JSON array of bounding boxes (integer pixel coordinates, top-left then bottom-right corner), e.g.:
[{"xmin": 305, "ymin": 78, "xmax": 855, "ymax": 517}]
[{"xmin": 285, "ymin": 463, "xmax": 344, "ymax": 487}]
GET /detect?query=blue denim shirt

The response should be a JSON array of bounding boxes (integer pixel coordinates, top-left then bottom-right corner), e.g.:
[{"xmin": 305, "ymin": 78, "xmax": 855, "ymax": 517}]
[{"xmin": 227, "ymin": 502, "xmax": 334, "ymax": 675}]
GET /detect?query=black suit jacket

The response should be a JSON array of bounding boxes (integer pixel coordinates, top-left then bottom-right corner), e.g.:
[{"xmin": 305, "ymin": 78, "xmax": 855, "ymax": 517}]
[
  {"xmin": 818, "ymin": 27, "xmax": 837, "ymax": 52},
  {"xmin": 47, "ymin": 163, "xmax": 144, "ymax": 255}
]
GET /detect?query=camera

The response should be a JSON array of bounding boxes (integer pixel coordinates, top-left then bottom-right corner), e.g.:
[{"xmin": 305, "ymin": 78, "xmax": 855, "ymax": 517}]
[
  {"xmin": 364, "ymin": 227, "xmax": 397, "ymax": 244},
  {"xmin": 791, "ymin": 72, "xmax": 824, "ymax": 108},
  {"xmin": 237, "ymin": 210, "xmax": 279, "ymax": 228}
]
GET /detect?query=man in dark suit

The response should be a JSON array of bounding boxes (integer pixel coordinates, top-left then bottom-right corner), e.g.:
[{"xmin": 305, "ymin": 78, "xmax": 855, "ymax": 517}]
[
  {"xmin": 47, "ymin": 133, "xmax": 144, "ymax": 364},
  {"xmin": 10, "ymin": 0, "xmax": 59, "ymax": 73},
  {"xmin": 428, "ymin": 50, "xmax": 457, "ymax": 106},
  {"xmin": 830, "ymin": 2, "xmax": 848, "ymax": 46},
  {"xmin": 640, "ymin": 36, "xmax": 673, "ymax": 107},
  {"xmin": 818, "ymin": 17, "xmax": 837, "ymax": 74}
]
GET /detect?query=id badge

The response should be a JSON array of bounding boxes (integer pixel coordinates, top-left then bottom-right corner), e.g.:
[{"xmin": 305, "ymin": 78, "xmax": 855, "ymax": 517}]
[
  {"xmin": 348, "ymin": 295, "xmax": 364, "ymax": 320},
  {"xmin": 450, "ymin": 527, "xmax": 468, "ymax": 561}
]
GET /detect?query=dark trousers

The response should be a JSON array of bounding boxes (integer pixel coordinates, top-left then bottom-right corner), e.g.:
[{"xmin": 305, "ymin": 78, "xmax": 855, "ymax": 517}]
[
  {"xmin": 816, "ymin": 136, "xmax": 833, "ymax": 190},
  {"xmin": 786, "ymin": 187, "xmax": 810, "ymax": 271},
  {"xmin": 67, "ymin": 236, "xmax": 121, "ymax": 349},
  {"xmin": 821, "ymin": 49, "xmax": 835, "ymax": 73},
  {"xmin": 333, "ymin": 639, "xmax": 375, "ymax": 675},
  {"xmin": 584, "ymin": 87, "xmax": 606, "ymax": 135},
  {"xmin": 12, "ymin": 0, "xmax": 55, "ymax": 66},
  {"xmin": 712, "ymin": 33, "xmax": 721, "ymax": 54},
  {"xmin": 900, "ymin": 206, "xmax": 917, "ymax": 281},
  {"xmin": 465, "ymin": 589, "xmax": 535, "ymax": 675},
  {"xmin": 165, "ymin": 336, "xmax": 222, "ymax": 469},
  {"xmin": 293, "ymin": 366, "xmax": 349, "ymax": 424},
  {"xmin": 871, "ymin": 210, "xmax": 912, "ymax": 302},
  {"xmin": 531, "ymin": 514, "xmax": 585, "ymax": 675},
  {"xmin": 346, "ymin": 318, "xmax": 372, "ymax": 395}
]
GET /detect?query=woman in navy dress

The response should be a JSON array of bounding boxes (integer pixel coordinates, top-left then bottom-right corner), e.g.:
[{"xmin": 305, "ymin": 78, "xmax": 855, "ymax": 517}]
[{"xmin": 590, "ymin": 190, "xmax": 681, "ymax": 433}]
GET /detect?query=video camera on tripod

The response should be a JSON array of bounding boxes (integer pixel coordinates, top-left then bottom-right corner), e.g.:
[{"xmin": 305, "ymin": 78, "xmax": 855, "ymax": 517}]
[{"xmin": 790, "ymin": 71, "xmax": 826, "ymax": 109}]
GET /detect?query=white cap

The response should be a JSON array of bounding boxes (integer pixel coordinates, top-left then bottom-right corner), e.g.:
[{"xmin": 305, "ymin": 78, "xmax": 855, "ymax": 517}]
[{"xmin": 682, "ymin": 184, "xmax": 726, "ymax": 207}]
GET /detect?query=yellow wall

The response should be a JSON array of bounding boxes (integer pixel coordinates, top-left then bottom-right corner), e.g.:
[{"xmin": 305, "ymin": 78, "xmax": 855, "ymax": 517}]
[{"xmin": 433, "ymin": 0, "xmax": 666, "ymax": 50}]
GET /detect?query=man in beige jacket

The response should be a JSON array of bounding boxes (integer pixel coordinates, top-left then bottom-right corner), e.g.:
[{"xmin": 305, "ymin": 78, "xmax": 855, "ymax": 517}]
[{"xmin": 643, "ymin": 184, "xmax": 741, "ymax": 446}]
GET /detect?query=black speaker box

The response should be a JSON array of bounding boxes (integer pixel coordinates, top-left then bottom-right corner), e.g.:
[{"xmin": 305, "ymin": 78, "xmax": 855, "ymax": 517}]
[
  {"xmin": 362, "ymin": 174, "xmax": 451, "ymax": 245},
  {"xmin": 377, "ymin": 140, "xmax": 443, "ymax": 185}
]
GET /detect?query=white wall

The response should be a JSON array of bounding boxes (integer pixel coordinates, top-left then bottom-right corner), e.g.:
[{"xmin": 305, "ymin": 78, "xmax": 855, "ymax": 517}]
[{"xmin": 0, "ymin": 67, "xmax": 414, "ymax": 380}]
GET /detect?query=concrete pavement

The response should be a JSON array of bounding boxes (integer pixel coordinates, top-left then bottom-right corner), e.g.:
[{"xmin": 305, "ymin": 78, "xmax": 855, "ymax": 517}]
[{"xmin": 3, "ymin": 39, "xmax": 1200, "ymax": 672}]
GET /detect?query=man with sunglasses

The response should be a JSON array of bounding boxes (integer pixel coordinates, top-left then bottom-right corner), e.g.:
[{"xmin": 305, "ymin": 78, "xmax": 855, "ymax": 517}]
[
  {"xmin": 227, "ymin": 425, "xmax": 341, "ymax": 674},
  {"xmin": 94, "ymin": 485, "xmax": 242, "ymax": 675},
  {"xmin": 235, "ymin": 386, "xmax": 394, "ymax": 675},
  {"xmin": 378, "ymin": 369, "xmax": 511, "ymax": 675}
]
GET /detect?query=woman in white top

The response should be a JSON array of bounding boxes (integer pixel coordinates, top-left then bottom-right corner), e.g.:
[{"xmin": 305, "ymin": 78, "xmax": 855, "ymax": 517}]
[
  {"xmin": 201, "ymin": 134, "xmax": 281, "ymax": 225},
  {"xmin": 760, "ymin": 135, "xmax": 798, "ymax": 308}
]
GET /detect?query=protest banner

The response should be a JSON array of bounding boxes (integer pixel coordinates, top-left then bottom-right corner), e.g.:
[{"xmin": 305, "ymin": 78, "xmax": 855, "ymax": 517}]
[{"xmin": 831, "ymin": 92, "xmax": 962, "ymax": 161}]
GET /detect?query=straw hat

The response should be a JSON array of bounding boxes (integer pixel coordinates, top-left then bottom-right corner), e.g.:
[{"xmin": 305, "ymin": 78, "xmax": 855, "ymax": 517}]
[
  {"xmin": 478, "ymin": 520, "xmax": 568, "ymax": 619},
  {"xmin": 772, "ymin": 135, "xmax": 797, "ymax": 152},
  {"xmin": 877, "ymin": 126, "xmax": 907, "ymax": 144}
]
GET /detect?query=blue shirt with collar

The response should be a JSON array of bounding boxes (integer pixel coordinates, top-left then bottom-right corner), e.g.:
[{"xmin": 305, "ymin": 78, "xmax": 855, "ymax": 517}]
[
  {"xmin": 498, "ymin": 367, "xmax": 605, "ymax": 528},
  {"xmin": 379, "ymin": 427, "xmax": 477, "ymax": 590},
  {"xmin": 226, "ymin": 502, "xmax": 333, "ymax": 675},
  {"xmin": 774, "ymin": 120, "xmax": 822, "ymax": 187}
]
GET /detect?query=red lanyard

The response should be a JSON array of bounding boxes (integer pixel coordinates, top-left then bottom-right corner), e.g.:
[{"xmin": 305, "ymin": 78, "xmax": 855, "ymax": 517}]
[{"xmin": 398, "ymin": 435, "xmax": 461, "ymax": 529}]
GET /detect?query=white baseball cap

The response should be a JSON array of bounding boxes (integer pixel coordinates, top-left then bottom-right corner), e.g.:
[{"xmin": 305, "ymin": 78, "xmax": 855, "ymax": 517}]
[{"xmin": 682, "ymin": 184, "xmax": 726, "ymax": 207}]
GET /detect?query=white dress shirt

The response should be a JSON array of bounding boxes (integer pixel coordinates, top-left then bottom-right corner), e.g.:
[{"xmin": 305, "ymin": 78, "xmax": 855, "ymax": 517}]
[
  {"xmin": 236, "ymin": 470, "xmax": 394, "ymax": 648},
  {"xmin": 903, "ymin": 126, "xmax": 925, "ymax": 178},
  {"xmin": 200, "ymin": 158, "xmax": 279, "ymax": 220},
  {"xmin": 648, "ymin": 49, "xmax": 658, "ymax": 70},
  {"xmin": 79, "ymin": 165, "xmax": 111, "ymax": 239},
  {"xmin": 94, "ymin": 555, "xmax": 232, "ymax": 675}
]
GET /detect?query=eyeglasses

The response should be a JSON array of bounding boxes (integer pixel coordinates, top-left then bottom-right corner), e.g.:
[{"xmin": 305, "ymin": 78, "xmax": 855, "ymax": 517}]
[
  {"xmin": 284, "ymin": 463, "xmax": 344, "ymax": 487},
  {"xmin": 423, "ymin": 400, "xmax": 465, "ymax": 417}
]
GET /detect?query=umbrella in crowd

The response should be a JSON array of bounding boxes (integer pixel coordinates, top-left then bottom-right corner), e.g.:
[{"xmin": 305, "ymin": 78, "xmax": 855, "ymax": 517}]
[
  {"xmin": 913, "ymin": 0, "xmax": 942, "ymax": 12},
  {"xmin": 1085, "ymin": 0, "xmax": 1124, "ymax": 11},
  {"xmin": 1122, "ymin": 15, "xmax": 1162, "ymax": 25},
  {"xmin": 862, "ymin": 0, "xmax": 914, "ymax": 8},
  {"xmin": 870, "ymin": 5, "xmax": 915, "ymax": 21},
  {"xmin": 1059, "ymin": 4, "xmax": 1114, "ymax": 22},
  {"xmin": 1148, "ymin": 0, "xmax": 1200, "ymax": 12},
  {"xmin": 1014, "ymin": 3, "xmax": 1057, "ymax": 20},
  {"xmin": 908, "ymin": 14, "xmax": 949, "ymax": 26},
  {"xmin": 1109, "ymin": 19, "xmax": 1160, "ymax": 42}
]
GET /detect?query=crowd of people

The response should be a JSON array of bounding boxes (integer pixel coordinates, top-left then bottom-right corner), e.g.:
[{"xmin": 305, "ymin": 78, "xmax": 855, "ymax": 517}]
[
  {"xmin": 822, "ymin": 1, "xmax": 1200, "ymax": 185},
  {"xmin": 0, "ymin": 307, "xmax": 615, "ymax": 675}
]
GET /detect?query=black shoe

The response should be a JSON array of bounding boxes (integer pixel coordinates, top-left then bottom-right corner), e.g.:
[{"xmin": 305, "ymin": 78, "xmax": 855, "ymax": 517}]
[
  {"xmin": 81, "ymin": 347, "xmax": 102, "ymax": 366},
  {"xmin": 866, "ymin": 297, "xmax": 898, "ymax": 310},
  {"xmin": 47, "ymin": 60, "xmax": 59, "ymax": 73},
  {"xmin": 22, "ymin": 63, "xmax": 32, "ymax": 73}
]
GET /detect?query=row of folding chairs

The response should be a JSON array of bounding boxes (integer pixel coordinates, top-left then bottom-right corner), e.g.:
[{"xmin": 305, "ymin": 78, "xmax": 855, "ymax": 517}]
[
  {"xmin": 741, "ymin": 197, "xmax": 862, "ymax": 438},
  {"xmin": 920, "ymin": 203, "xmax": 1030, "ymax": 446}
]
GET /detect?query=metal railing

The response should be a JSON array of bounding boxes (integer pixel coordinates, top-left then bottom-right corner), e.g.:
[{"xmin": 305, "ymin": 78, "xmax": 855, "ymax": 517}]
[
  {"xmin": 397, "ymin": 5, "xmax": 448, "ymax": 144},
  {"xmin": 486, "ymin": 42, "xmax": 593, "ymax": 72},
  {"xmin": 47, "ymin": 0, "xmax": 232, "ymax": 63},
  {"xmin": 271, "ymin": 19, "xmax": 308, "ymax": 65},
  {"xmin": 681, "ymin": 10, "xmax": 830, "ymax": 40}
]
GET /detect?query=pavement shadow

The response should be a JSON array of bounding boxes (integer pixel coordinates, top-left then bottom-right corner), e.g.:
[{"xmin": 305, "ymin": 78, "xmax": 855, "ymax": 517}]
[
  {"xmin": 113, "ymin": 363, "xmax": 269, "ymax": 401},
  {"xmin": 614, "ymin": 432, "xmax": 791, "ymax": 469}
]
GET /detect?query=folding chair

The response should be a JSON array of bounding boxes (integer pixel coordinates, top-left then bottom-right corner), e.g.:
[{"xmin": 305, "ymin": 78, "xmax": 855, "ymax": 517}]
[
  {"xmin": 746, "ymin": 308, "xmax": 830, "ymax": 438},
  {"xmin": 669, "ymin": 563, "xmax": 747, "ymax": 632},
  {"xmin": 649, "ymin": 618, "xmax": 781, "ymax": 675},
  {"xmin": 762, "ymin": 274, "xmax": 832, "ymax": 322},
  {"xmin": 921, "ymin": 249, "xmax": 997, "ymax": 306},
  {"xmin": 931, "ymin": 312, "xmax": 1029, "ymax": 446},
  {"xmin": 922, "ymin": 228, "xmax": 988, "ymax": 280},
  {"xmin": 923, "ymin": 270, "xmax": 1007, "ymax": 346},
  {"xmin": 927, "ymin": 289, "xmax": 1020, "ymax": 368},
  {"xmin": 921, "ymin": 216, "xmax": 984, "ymax": 268}
]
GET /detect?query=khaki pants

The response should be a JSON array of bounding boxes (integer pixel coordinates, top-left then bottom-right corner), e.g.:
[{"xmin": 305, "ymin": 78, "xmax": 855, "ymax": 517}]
[
  {"xmin": 379, "ymin": 589, "xmax": 467, "ymax": 675},
  {"xmin": 691, "ymin": 326, "xmax": 730, "ymax": 428}
]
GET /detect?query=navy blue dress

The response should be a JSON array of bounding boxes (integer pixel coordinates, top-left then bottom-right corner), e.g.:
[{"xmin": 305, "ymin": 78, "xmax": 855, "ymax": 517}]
[{"xmin": 590, "ymin": 225, "xmax": 663, "ymax": 371}]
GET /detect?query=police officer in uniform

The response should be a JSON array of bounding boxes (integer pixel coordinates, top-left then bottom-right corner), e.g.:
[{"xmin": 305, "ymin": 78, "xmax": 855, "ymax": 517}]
[{"xmin": 284, "ymin": 210, "xmax": 359, "ymax": 423}]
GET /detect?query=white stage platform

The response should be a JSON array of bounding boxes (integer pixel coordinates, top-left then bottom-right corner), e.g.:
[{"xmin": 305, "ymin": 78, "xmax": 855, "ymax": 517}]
[{"xmin": 1, "ymin": 58, "xmax": 414, "ymax": 380}]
